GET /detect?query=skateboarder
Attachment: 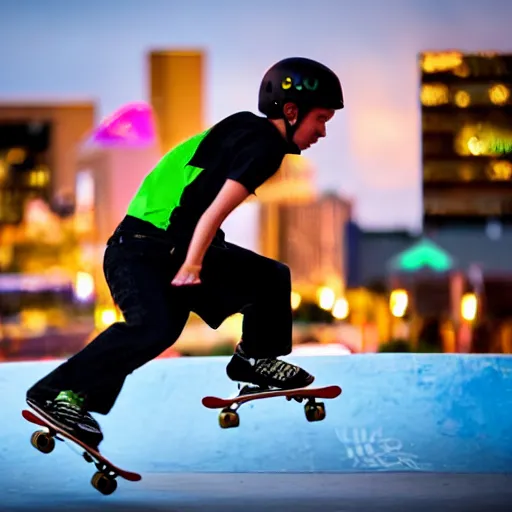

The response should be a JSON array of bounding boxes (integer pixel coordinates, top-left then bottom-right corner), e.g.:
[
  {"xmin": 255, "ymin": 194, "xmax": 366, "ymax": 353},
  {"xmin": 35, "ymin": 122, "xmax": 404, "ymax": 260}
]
[{"xmin": 25, "ymin": 57, "xmax": 344, "ymax": 449}]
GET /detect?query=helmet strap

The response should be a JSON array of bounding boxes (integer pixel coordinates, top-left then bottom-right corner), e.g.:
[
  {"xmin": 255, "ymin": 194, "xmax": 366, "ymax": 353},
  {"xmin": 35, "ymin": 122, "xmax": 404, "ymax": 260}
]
[
  {"xmin": 284, "ymin": 117, "xmax": 297, "ymax": 143},
  {"xmin": 283, "ymin": 107, "xmax": 309, "ymax": 144}
]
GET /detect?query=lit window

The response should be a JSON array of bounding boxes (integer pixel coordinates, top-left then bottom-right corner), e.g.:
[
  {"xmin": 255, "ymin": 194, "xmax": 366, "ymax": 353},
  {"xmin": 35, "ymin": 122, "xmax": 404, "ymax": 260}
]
[
  {"xmin": 489, "ymin": 84, "xmax": 509, "ymax": 105},
  {"xmin": 454, "ymin": 90, "xmax": 470, "ymax": 108},
  {"xmin": 421, "ymin": 84, "xmax": 449, "ymax": 107}
]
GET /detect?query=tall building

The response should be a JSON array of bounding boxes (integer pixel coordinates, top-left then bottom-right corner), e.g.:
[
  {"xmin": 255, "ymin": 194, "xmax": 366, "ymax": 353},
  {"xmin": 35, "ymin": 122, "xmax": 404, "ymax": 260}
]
[
  {"xmin": 0, "ymin": 102, "xmax": 95, "ymax": 224},
  {"xmin": 149, "ymin": 50, "xmax": 204, "ymax": 153},
  {"xmin": 420, "ymin": 51, "xmax": 512, "ymax": 228},
  {"xmin": 260, "ymin": 193, "xmax": 352, "ymax": 301}
]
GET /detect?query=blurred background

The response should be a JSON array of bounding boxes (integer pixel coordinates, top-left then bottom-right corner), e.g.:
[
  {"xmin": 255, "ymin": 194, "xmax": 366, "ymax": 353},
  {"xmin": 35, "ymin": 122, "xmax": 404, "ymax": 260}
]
[{"xmin": 0, "ymin": 0, "xmax": 511, "ymax": 362}]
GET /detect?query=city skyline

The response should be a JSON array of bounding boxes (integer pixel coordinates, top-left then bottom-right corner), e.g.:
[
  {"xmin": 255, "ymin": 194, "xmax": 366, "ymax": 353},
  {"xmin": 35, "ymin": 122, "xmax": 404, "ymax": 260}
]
[{"xmin": 1, "ymin": 0, "xmax": 512, "ymax": 250}]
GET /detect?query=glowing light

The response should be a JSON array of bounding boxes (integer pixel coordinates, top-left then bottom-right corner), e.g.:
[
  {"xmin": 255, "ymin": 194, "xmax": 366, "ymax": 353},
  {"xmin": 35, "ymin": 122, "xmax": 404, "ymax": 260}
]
[
  {"xmin": 92, "ymin": 102, "xmax": 157, "ymax": 147},
  {"xmin": 489, "ymin": 137, "xmax": 512, "ymax": 155},
  {"xmin": 101, "ymin": 309, "xmax": 117, "ymax": 326},
  {"xmin": 97, "ymin": 307, "xmax": 118, "ymax": 328},
  {"xmin": 487, "ymin": 160, "xmax": 512, "ymax": 180},
  {"xmin": 332, "ymin": 298, "xmax": 349, "ymax": 320},
  {"xmin": 467, "ymin": 136, "xmax": 484, "ymax": 156},
  {"xmin": 389, "ymin": 239, "xmax": 453, "ymax": 273},
  {"xmin": 420, "ymin": 84, "xmax": 449, "ymax": 106},
  {"xmin": 390, "ymin": 289, "xmax": 408, "ymax": 318},
  {"xmin": 461, "ymin": 293, "xmax": 477, "ymax": 322},
  {"xmin": 421, "ymin": 52, "xmax": 463, "ymax": 73},
  {"xmin": 74, "ymin": 271, "xmax": 95, "ymax": 302},
  {"xmin": 317, "ymin": 287, "xmax": 335, "ymax": 310},
  {"xmin": 455, "ymin": 124, "xmax": 512, "ymax": 157},
  {"xmin": 291, "ymin": 291, "xmax": 302, "ymax": 310},
  {"xmin": 28, "ymin": 167, "xmax": 49, "ymax": 188},
  {"xmin": 489, "ymin": 84, "xmax": 510, "ymax": 105},
  {"xmin": 454, "ymin": 90, "xmax": 470, "ymax": 108}
]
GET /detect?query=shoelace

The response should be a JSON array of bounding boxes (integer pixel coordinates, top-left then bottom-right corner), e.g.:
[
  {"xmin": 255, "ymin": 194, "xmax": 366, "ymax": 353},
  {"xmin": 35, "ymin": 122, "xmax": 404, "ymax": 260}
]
[
  {"xmin": 254, "ymin": 359, "xmax": 299, "ymax": 381},
  {"xmin": 53, "ymin": 400, "xmax": 84, "ymax": 422}
]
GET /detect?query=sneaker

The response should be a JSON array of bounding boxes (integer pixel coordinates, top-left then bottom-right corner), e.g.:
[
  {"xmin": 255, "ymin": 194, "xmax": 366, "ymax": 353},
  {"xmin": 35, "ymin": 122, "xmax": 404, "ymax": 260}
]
[
  {"xmin": 226, "ymin": 345, "xmax": 315, "ymax": 390},
  {"xmin": 27, "ymin": 390, "xmax": 104, "ymax": 449}
]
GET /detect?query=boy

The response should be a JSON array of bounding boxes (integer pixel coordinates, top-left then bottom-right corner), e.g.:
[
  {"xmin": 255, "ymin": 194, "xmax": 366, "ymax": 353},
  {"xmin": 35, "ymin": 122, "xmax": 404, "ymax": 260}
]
[{"xmin": 26, "ymin": 57, "xmax": 344, "ymax": 448}]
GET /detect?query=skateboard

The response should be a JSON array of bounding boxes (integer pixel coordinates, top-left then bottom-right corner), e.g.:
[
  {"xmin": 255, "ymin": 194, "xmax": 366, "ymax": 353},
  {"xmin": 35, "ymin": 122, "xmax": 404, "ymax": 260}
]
[
  {"xmin": 22, "ymin": 409, "xmax": 141, "ymax": 495},
  {"xmin": 202, "ymin": 384, "xmax": 342, "ymax": 429}
]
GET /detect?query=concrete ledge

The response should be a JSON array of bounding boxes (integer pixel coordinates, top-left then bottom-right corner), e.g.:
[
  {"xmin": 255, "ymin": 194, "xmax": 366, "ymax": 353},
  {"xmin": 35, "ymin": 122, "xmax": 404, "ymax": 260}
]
[{"xmin": 2, "ymin": 354, "xmax": 512, "ymax": 475}]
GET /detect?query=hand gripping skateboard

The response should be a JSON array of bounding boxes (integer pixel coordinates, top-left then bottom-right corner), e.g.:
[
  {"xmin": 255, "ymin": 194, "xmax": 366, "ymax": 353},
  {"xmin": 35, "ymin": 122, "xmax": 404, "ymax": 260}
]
[
  {"xmin": 202, "ymin": 384, "xmax": 342, "ymax": 428},
  {"xmin": 22, "ymin": 409, "xmax": 141, "ymax": 495}
]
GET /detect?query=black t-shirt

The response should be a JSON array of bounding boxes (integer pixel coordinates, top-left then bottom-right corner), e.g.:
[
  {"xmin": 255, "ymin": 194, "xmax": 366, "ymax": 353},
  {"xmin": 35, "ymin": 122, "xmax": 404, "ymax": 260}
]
[{"xmin": 120, "ymin": 111, "xmax": 300, "ymax": 243}]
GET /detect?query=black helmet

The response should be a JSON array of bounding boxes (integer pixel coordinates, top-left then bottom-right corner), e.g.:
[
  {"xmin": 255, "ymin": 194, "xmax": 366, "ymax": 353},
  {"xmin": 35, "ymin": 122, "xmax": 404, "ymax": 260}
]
[{"xmin": 258, "ymin": 57, "xmax": 344, "ymax": 119}]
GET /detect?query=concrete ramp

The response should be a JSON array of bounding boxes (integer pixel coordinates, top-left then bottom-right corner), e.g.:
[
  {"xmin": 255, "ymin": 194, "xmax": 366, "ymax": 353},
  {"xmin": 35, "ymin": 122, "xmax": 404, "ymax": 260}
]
[{"xmin": 2, "ymin": 354, "xmax": 512, "ymax": 475}]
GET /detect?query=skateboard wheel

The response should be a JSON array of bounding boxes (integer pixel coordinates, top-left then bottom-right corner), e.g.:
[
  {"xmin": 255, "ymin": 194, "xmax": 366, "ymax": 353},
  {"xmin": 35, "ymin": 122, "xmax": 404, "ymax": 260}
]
[
  {"xmin": 219, "ymin": 408, "xmax": 240, "ymax": 429},
  {"xmin": 30, "ymin": 430, "xmax": 55, "ymax": 454},
  {"xmin": 305, "ymin": 402, "xmax": 326, "ymax": 422},
  {"xmin": 91, "ymin": 471, "xmax": 117, "ymax": 495}
]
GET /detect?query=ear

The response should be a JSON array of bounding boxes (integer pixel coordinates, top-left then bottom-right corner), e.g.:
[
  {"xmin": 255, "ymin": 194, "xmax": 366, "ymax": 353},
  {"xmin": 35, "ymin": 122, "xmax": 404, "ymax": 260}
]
[{"xmin": 283, "ymin": 102, "xmax": 298, "ymax": 125}]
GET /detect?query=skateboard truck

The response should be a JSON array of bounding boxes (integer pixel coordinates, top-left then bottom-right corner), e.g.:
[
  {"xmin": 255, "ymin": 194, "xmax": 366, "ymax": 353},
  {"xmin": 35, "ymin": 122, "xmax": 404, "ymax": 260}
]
[
  {"xmin": 203, "ymin": 385, "xmax": 341, "ymax": 429},
  {"xmin": 30, "ymin": 423, "xmax": 119, "ymax": 495},
  {"xmin": 24, "ymin": 409, "xmax": 141, "ymax": 495}
]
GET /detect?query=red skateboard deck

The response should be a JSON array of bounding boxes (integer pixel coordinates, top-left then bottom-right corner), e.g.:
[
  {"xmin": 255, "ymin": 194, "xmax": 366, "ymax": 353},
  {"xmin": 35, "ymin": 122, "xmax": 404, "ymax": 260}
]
[
  {"xmin": 202, "ymin": 384, "xmax": 342, "ymax": 428},
  {"xmin": 22, "ymin": 409, "xmax": 141, "ymax": 495}
]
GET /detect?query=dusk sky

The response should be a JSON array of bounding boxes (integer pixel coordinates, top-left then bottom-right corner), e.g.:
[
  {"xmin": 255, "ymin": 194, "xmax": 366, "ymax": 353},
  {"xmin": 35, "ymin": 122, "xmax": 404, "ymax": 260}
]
[{"xmin": 1, "ymin": 0, "xmax": 512, "ymax": 248}]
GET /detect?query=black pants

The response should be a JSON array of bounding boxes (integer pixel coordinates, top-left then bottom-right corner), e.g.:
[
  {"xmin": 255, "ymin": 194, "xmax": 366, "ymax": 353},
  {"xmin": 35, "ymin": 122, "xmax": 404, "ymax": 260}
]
[{"xmin": 27, "ymin": 233, "xmax": 293, "ymax": 414}]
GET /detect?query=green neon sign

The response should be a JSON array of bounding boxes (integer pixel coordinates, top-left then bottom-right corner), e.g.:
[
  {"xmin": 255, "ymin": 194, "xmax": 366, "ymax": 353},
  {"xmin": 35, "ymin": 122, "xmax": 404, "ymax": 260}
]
[
  {"xmin": 390, "ymin": 239, "xmax": 454, "ymax": 272},
  {"xmin": 489, "ymin": 138, "xmax": 512, "ymax": 154}
]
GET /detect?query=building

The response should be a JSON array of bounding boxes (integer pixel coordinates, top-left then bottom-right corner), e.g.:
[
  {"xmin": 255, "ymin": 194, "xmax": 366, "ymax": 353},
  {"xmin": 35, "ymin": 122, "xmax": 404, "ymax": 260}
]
[
  {"xmin": 0, "ymin": 102, "xmax": 97, "ymax": 348},
  {"xmin": 74, "ymin": 102, "xmax": 160, "ymax": 245},
  {"xmin": 260, "ymin": 192, "xmax": 352, "ymax": 302},
  {"xmin": 149, "ymin": 49, "xmax": 204, "ymax": 153},
  {"xmin": 0, "ymin": 102, "xmax": 95, "ymax": 225},
  {"xmin": 420, "ymin": 51, "xmax": 512, "ymax": 228}
]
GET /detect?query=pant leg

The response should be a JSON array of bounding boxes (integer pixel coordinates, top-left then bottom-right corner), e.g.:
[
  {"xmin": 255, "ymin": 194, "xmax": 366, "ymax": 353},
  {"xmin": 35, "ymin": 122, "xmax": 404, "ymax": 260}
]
[
  {"xmin": 27, "ymin": 236, "xmax": 190, "ymax": 414},
  {"xmin": 192, "ymin": 241, "xmax": 293, "ymax": 358}
]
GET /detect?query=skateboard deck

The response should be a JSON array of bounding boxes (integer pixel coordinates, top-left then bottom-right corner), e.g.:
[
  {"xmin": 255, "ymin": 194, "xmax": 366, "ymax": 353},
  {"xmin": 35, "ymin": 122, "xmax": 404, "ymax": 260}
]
[
  {"xmin": 202, "ymin": 384, "xmax": 342, "ymax": 428},
  {"xmin": 22, "ymin": 408, "xmax": 141, "ymax": 495}
]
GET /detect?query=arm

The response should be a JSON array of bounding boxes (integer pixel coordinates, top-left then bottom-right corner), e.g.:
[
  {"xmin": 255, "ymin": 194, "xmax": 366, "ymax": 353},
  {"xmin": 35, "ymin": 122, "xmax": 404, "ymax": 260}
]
[
  {"xmin": 171, "ymin": 179, "xmax": 250, "ymax": 285},
  {"xmin": 186, "ymin": 178, "xmax": 250, "ymax": 265}
]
